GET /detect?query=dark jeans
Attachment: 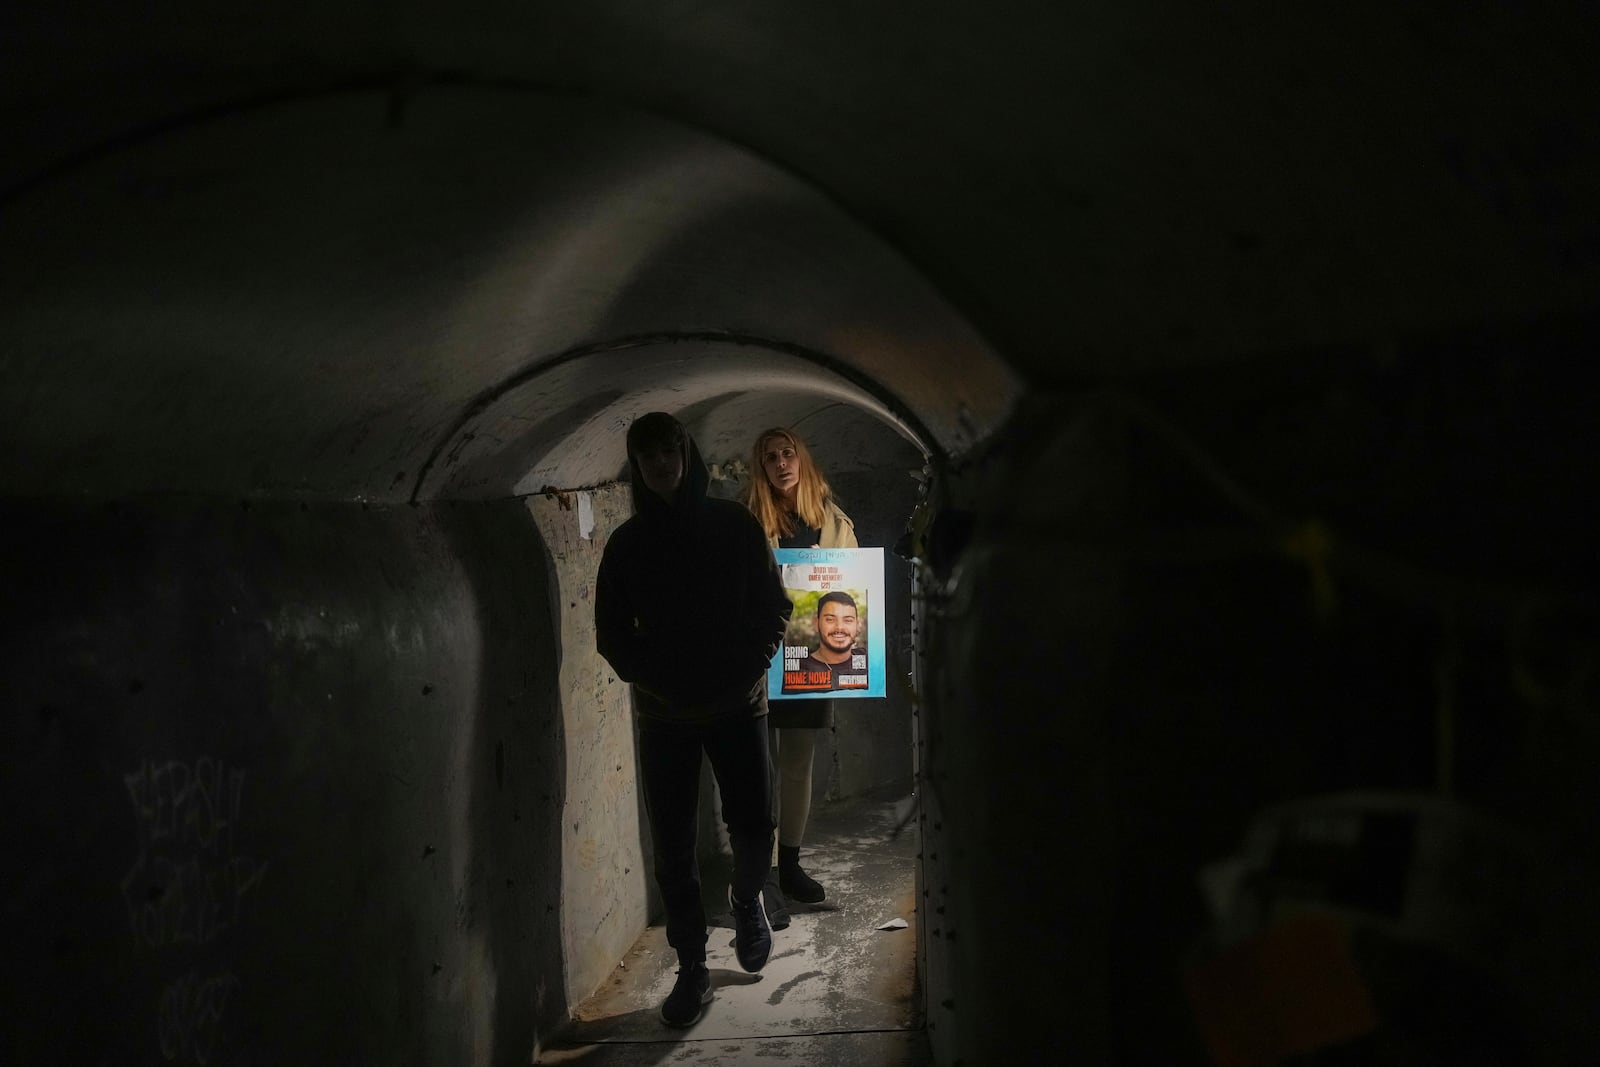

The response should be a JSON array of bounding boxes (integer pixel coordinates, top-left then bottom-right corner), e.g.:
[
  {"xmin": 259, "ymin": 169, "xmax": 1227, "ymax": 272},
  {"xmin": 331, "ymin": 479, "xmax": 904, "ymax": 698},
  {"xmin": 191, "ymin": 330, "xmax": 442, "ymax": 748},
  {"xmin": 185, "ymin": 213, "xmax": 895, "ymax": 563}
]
[{"xmin": 637, "ymin": 712, "xmax": 775, "ymax": 966}]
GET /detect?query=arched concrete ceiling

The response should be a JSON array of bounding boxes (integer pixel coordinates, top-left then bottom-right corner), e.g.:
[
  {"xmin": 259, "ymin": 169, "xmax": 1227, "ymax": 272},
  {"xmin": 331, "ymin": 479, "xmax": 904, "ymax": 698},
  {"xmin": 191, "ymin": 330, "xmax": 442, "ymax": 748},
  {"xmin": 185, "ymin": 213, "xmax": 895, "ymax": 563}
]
[
  {"xmin": 3, "ymin": 1, "xmax": 1598, "ymax": 500},
  {"xmin": 680, "ymin": 391, "xmax": 927, "ymax": 481},
  {"xmin": 0, "ymin": 88, "xmax": 1012, "ymax": 500},
  {"xmin": 425, "ymin": 340, "xmax": 927, "ymax": 498}
]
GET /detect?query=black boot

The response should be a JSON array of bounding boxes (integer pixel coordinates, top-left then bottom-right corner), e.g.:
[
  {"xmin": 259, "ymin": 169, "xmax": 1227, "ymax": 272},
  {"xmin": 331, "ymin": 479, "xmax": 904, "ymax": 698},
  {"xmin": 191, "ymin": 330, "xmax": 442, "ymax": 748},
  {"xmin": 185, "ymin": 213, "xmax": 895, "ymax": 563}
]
[{"xmin": 778, "ymin": 844, "xmax": 826, "ymax": 904}]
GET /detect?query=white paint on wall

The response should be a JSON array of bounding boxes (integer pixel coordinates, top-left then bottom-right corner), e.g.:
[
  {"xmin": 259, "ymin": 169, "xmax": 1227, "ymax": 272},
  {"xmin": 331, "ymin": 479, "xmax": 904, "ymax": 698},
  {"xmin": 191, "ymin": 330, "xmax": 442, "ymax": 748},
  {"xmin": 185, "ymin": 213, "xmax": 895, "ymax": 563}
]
[{"xmin": 577, "ymin": 492, "xmax": 595, "ymax": 541}]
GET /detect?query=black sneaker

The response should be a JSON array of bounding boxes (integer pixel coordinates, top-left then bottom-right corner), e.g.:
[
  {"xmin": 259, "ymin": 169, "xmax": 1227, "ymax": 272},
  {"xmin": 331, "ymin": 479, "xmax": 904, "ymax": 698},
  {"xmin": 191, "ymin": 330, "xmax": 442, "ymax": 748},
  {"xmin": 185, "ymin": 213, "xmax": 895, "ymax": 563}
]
[
  {"xmin": 779, "ymin": 861, "xmax": 827, "ymax": 905},
  {"xmin": 728, "ymin": 886, "xmax": 773, "ymax": 972},
  {"xmin": 763, "ymin": 874, "xmax": 791, "ymax": 930},
  {"xmin": 660, "ymin": 963, "xmax": 712, "ymax": 1028}
]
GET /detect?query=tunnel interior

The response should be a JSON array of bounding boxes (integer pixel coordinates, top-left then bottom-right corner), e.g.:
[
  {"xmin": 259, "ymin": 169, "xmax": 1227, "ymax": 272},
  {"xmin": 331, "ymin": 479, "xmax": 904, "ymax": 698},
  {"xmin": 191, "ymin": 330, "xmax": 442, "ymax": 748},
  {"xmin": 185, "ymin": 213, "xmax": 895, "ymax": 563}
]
[
  {"xmin": 6, "ymin": 6, "xmax": 1600, "ymax": 1066},
  {"xmin": 1, "ymin": 84, "xmax": 1010, "ymax": 1064}
]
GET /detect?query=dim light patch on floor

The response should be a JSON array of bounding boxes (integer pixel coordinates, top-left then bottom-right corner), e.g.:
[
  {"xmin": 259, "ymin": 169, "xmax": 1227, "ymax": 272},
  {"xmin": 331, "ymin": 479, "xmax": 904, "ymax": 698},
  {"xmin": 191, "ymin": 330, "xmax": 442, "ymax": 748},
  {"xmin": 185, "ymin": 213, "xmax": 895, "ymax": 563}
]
[{"xmin": 539, "ymin": 793, "xmax": 928, "ymax": 1066}]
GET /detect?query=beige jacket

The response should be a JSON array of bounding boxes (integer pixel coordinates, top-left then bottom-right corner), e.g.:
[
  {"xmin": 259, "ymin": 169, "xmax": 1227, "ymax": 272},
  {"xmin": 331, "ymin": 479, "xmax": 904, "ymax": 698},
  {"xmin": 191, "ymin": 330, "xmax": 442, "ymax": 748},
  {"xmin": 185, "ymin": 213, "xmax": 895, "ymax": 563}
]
[{"xmin": 768, "ymin": 498, "xmax": 858, "ymax": 550}]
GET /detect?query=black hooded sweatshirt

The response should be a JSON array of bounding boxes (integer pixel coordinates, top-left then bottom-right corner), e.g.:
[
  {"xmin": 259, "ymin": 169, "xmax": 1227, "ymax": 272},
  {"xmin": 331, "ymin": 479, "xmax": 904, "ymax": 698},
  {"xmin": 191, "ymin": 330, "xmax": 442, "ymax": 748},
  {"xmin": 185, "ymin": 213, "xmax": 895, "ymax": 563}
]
[{"xmin": 595, "ymin": 421, "xmax": 792, "ymax": 723}]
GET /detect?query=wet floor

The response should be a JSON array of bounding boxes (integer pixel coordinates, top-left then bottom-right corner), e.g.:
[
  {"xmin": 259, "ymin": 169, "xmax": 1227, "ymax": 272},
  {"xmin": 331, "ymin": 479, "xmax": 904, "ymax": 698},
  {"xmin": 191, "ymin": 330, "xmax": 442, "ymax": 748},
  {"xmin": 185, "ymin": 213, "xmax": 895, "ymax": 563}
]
[{"xmin": 536, "ymin": 791, "xmax": 931, "ymax": 1066}]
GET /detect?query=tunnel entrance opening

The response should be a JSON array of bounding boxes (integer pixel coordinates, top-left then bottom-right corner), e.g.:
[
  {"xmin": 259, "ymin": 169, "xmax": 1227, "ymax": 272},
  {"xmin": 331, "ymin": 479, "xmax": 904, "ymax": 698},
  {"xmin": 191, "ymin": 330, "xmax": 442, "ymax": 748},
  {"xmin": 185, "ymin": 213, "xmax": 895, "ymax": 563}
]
[{"xmin": 442, "ymin": 341, "xmax": 939, "ymax": 1059}]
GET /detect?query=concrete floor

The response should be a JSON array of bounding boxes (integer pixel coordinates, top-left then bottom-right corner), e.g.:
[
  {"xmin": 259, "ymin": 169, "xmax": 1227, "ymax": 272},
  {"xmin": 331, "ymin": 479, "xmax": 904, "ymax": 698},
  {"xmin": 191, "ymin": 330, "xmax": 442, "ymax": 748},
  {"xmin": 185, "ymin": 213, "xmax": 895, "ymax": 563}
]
[{"xmin": 536, "ymin": 792, "xmax": 930, "ymax": 1066}]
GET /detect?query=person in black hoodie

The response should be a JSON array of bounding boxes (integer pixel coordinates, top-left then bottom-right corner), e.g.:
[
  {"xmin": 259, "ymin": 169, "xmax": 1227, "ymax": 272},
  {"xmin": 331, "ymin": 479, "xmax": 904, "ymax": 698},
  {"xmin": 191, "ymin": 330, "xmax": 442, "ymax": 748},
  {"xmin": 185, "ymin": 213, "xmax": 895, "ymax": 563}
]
[{"xmin": 595, "ymin": 411, "xmax": 793, "ymax": 1029}]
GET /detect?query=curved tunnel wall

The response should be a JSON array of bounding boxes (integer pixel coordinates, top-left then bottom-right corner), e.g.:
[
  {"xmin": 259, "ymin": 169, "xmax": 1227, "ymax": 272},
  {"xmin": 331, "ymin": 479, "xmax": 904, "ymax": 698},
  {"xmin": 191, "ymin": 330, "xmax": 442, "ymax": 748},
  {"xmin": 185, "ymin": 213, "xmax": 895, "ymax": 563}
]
[{"xmin": 3, "ymin": 494, "xmax": 568, "ymax": 1063}]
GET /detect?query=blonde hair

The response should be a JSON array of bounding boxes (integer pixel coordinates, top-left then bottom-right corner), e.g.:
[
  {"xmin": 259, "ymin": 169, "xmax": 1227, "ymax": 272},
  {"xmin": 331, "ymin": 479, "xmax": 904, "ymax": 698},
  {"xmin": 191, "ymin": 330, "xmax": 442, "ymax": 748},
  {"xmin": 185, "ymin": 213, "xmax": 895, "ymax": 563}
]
[{"xmin": 743, "ymin": 428, "xmax": 834, "ymax": 540}]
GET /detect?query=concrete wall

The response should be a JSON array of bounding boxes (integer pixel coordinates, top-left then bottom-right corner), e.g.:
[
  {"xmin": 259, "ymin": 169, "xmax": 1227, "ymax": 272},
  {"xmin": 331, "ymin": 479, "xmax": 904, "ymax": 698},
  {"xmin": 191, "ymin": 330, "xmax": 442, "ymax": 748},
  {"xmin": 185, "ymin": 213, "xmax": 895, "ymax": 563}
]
[
  {"xmin": 918, "ymin": 402, "xmax": 1122, "ymax": 1065},
  {"xmin": 1, "ymin": 496, "xmax": 571, "ymax": 1065},
  {"xmin": 524, "ymin": 486, "xmax": 651, "ymax": 1009},
  {"xmin": 921, "ymin": 348, "xmax": 1600, "ymax": 1064},
  {"xmin": 828, "ymin": 468, "xmax": 922, "ymax": 801}
]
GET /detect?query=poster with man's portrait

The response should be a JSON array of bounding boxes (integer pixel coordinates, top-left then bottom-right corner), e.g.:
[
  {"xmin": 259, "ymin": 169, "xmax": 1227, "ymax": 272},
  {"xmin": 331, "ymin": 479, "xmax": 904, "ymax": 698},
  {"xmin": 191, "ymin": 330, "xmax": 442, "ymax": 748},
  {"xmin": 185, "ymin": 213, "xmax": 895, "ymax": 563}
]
[{"xmin": 767, "ymin": 547, "xmax": 886, "ymax": 700}]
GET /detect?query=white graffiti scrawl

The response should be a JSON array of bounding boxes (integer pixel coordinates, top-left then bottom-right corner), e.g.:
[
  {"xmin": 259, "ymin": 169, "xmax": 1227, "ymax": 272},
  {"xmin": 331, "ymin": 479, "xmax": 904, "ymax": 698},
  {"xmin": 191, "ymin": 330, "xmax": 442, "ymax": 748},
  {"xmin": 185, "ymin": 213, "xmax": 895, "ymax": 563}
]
[
  {"xmin": 122, "ymin": 757, "xmax": 268, "ymax": 1064},
  {"xmin": 159, "ymin": 967, "xmax": 239, "ymax": 1065},
  {"xmin": 121, "ymin": 758, "xmax": 268, "ymax": 949}
]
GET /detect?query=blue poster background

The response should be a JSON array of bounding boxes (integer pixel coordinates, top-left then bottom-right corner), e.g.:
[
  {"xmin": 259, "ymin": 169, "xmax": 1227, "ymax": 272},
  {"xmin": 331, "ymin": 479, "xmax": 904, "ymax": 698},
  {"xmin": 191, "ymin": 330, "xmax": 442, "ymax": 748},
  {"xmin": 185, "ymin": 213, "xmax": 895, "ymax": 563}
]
[{"xmin": 766, "ymin": 547, "xmax": 886, "ymax": 701}]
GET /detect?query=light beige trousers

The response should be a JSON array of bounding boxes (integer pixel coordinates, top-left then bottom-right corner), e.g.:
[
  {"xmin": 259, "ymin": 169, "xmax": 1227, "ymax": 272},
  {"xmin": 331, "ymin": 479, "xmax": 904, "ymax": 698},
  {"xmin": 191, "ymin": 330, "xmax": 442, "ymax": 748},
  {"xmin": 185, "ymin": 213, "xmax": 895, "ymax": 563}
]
[{"xmin": 768, "ymin": 725, "xmax": 817, "ymax": 857}]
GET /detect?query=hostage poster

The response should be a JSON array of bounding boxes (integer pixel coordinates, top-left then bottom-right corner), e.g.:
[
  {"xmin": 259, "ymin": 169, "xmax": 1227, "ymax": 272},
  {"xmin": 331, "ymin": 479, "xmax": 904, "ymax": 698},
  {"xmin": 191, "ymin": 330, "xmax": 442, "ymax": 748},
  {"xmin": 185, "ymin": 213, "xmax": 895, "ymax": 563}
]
[{"xmin": 767, "ymin": 547, "xmax": 886, "ymax": 700}]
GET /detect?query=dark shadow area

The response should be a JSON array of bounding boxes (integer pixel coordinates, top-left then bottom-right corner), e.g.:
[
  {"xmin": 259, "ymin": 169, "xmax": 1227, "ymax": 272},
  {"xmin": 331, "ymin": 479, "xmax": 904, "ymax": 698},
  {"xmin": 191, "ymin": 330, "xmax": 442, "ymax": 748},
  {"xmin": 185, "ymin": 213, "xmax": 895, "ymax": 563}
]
[
  {"xmin": 1, "ymin": 494, "xmax": 580, "ymax": 1064},
  {"xmin": 552, "ymin": 1009, "xmax": 681, "ymax": 1061},
  {"xmin": 827, "ymin": 470, "xmax": 922, "ymax": 799},
  {"xmin": 631, "ymin": 710, "xmax": 664, "ymax": 947},
  {"xmin": 1099, "ymin": 336, "xmax": 1600, "ymax": 1062},
  {"xmin": 1, "ymin": 495, "xmax": 273, "ymax": 1063},
  {"xmin": 437, "ymin": 497, "xmax": 571, "ymax": 1063}
]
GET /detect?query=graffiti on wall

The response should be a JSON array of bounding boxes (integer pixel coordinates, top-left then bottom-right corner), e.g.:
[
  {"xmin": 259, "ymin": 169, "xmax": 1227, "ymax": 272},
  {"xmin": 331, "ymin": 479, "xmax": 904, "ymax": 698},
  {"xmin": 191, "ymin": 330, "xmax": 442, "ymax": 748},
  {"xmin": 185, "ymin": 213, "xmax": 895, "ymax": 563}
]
[
  {"xmin": 122, "ymin": 757, "xmax": 268, "ymax": 1064},
  {"xmin": 158, "ymin": 967, "xmax": 240, "ymax": 1065}
]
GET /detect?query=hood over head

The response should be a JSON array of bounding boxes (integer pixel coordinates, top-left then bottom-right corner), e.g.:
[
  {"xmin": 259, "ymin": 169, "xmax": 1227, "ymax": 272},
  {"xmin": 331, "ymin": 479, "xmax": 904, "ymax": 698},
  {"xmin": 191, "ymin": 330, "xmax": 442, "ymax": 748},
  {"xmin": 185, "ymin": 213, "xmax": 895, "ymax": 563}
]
[{"xmin": 626, "ymin": 411, "xmax": 709, "ymax": 520}]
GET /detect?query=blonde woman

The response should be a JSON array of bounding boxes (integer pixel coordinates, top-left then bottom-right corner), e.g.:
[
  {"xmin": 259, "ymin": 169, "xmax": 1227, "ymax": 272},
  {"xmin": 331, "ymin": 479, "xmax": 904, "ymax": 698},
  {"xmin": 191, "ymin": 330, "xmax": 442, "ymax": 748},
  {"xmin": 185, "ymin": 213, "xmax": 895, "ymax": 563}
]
[{"xmin": 743, "ymin": 427, "xmax": 858, "ymax": 928}]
